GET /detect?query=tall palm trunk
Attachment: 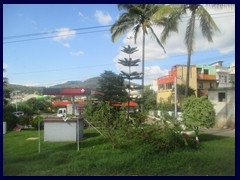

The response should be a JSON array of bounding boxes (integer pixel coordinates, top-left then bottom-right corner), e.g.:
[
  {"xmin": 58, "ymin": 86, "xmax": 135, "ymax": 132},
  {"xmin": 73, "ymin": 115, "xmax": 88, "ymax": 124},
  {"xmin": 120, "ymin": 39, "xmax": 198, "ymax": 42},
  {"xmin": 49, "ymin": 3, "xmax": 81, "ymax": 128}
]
[
  {"xmin": 185, "ymin": 53, "xmax": 191, "ymax": 97},
  {"xmin": 141, "ymin": 29, "xmax": 146, "ymax": 112},
  {"xmin": 185, "ymin": 10, "xmax": 196, "ymax": 97}
]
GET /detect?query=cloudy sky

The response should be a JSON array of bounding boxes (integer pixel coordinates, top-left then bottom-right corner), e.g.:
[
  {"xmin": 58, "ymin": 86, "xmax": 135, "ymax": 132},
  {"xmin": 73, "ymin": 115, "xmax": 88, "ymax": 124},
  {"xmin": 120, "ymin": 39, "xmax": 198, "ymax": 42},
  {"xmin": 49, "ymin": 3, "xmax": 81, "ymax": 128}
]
[{"xmin": 3, "ymin": 4, "xmax": 235, "ymax": 87}]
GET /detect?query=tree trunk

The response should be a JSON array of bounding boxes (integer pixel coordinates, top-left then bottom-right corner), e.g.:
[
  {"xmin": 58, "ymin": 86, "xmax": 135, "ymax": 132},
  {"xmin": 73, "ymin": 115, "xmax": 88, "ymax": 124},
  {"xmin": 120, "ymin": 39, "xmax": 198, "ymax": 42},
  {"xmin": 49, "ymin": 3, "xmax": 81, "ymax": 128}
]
[
  {"xmin": 141, "ymin": 29, "xmax": 145, "ymax": 112},
  {"xmin": 185, "ymin": 53, "xmax": 191, "ymax": 97}
]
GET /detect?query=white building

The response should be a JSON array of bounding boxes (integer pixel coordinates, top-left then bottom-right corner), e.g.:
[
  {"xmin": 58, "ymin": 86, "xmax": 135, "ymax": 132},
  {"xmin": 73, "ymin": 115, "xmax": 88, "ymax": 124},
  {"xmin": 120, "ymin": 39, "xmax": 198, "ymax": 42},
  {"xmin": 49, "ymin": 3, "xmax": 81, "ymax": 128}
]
[
  {"xmin": 210, "ymin": 61, "xmax": 235, "ymax": 88},
  {"xmin": 208, "ymin": 87, "xmax": 235, "ymax": 128}
]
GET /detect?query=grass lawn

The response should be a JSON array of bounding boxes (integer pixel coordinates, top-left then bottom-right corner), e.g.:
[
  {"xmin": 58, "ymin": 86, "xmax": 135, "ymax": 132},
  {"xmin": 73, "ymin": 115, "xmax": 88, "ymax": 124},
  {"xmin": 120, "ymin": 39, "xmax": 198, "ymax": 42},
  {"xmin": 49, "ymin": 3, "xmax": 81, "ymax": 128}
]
[{"xmin": 3, "ymin": 128, "xmax": 235, "ymax": 176}]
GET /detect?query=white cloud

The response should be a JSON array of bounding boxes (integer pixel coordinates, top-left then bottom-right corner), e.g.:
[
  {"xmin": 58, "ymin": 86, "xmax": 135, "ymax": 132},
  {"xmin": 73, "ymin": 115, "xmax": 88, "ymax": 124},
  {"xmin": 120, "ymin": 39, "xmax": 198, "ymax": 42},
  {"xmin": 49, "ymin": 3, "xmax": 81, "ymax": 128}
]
[
  {"xmin": 70, "ymin": 51, "xmax": 84, "ymax": 57},
  {"xmin": 61, "ymin": 42, "xmax": 71, "ymax": 48},
  {"xmin": 53, "ymin": 28, "xmax": 77, "ymax": 41},
  {"xmin": 78, "ymin": 11, "xmax": 84, "ymax": 17},
  {"xmin": 94, "ymin": 10, "xmax": 112, "ymax": 25},
  {"xmin": 3, "ymin": 64, "xmax": 8, "ymax": 69}
]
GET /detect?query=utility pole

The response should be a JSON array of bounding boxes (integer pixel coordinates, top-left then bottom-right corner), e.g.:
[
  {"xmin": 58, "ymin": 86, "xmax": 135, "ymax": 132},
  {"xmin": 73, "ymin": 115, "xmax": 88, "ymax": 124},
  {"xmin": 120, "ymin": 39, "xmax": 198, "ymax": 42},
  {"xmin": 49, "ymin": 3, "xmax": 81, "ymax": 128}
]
[{"xmin": 174, "ymin": 77, "xmax": 177, "ymax": 118}]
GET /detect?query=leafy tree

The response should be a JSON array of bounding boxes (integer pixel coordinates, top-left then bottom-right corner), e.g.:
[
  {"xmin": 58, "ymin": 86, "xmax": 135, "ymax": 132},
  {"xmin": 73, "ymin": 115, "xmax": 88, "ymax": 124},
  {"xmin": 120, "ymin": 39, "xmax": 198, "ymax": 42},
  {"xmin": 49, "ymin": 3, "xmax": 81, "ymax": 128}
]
[
  {"xmin": 171, "ymin": 84, "xmax": 195, "ymax": 110},
  {"xmin": 97, "ymin": 71, "xmax": 127, "ymax": 103},
  {"xmin": 143, "ymin": 86, "xmax": 157, "ymax": 112},
  {"xmin": 118, "ymin": 45, "xmax": 142, "ymax": 118},
  {"xmin": 159, "ymin": 4, "xmax": 232, "ymax": 97},
  {"xmin": 111, "ymin": 4, "xmax": 168, "ymax": 111},
  {"xmin": 182, "ymin": 96, "xmax": 216, "ymax": 144},
  {"xmin": 3, "ymin": 68, "xmax": 10, "ymax": 106}
]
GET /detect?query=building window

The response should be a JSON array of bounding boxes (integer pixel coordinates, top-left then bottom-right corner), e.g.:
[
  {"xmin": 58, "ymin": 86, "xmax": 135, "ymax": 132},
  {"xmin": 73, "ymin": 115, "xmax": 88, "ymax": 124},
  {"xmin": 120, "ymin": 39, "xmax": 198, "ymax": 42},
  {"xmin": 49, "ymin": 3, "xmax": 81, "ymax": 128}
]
[
  {"xmin": 166, "ymin": 83, "xmax": 173, "ymax": 89},
  {"xmin": 198, "ymin": 81, "xmax": 203, "ymax": 89},
  {"xmin": 218, "ymin": 92, "xmax": 226, "ymax": 102},
  {"xmin": 159, "ymin": 84, "xmax": 164, "ymax": 91},
  {"xmin": 210, "ymin": 82, "xmax": 214, "ymax": 88},
  {"xmin": 197, "ymin": 68, "xmax": 201, "ymax": 74},
  {"xmin": 204, "ymin": 69, "xmax": 209, "ymax": 75}
]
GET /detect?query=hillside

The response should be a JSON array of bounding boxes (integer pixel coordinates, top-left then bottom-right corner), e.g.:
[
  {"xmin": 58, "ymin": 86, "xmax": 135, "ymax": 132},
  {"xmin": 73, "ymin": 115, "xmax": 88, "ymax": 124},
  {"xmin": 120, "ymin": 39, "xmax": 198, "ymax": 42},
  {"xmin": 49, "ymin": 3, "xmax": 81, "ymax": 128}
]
[
  {"xmin": 7, "ymin": 76, "xmax": 141, "ymax": 95},
  {"xmin": 51, "ymin": 77, "xmax": 101, "ymax": 90}
]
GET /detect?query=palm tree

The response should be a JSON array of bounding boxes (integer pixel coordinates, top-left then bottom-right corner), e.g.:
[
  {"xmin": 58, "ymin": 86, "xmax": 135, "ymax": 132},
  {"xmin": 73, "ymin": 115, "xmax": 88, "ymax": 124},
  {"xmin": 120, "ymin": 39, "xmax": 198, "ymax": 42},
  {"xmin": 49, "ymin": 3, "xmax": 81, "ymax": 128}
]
[
  {"xmin": 111, "ymin": 4, "xmax": 168, "ymax": 111},
  {"xmin": 159, "ymin": 4, "xmax": 227, "ymax": 97}
]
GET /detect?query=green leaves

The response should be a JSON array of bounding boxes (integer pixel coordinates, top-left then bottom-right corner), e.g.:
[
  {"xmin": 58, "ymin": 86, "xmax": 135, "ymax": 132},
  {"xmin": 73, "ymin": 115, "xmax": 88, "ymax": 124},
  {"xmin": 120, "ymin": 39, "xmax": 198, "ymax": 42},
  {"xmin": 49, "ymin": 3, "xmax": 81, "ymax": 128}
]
[{"xmin": 182, "ymin": 96, "xmax": 216, "ymax": 130}]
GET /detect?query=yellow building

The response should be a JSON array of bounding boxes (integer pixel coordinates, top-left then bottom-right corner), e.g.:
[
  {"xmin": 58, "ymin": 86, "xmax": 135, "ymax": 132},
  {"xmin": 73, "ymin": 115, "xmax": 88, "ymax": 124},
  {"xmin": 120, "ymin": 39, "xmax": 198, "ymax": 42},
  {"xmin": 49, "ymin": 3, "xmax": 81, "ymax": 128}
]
[{"xmin": 157, "ymin": 65, "xmax": 216, "ymax": 103}]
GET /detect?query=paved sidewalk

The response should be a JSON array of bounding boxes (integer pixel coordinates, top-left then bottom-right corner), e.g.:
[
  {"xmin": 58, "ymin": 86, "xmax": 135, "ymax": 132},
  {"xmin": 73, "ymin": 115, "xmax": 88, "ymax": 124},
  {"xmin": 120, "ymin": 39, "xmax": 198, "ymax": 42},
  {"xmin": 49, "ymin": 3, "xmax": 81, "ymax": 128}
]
[{"xmin": 200, "ymin": 128, "xmax": 235, "ymax": 138}]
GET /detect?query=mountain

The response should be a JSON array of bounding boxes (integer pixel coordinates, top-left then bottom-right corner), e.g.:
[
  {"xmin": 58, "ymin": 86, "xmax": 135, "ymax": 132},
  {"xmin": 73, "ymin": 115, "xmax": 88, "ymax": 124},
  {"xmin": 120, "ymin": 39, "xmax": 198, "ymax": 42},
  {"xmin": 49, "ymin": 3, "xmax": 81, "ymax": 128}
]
[
  {"xmin": 7, "ymin": 76, "xmax": 141, "ymax": 95},
  {"xmin": 8, "ymin": 84, "xmax": 44, "ymax": 95},
  {"xmin": 50, "ymin": 77, "xmax": 101, "ymax": 90}
]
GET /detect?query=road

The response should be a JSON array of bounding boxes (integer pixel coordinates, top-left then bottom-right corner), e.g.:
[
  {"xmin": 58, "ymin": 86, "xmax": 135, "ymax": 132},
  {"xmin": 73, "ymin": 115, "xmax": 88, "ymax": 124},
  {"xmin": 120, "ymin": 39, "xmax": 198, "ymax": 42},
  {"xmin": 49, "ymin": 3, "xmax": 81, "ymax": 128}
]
[{"xmin": 200, "ymin": 128, "xmax": 235, "ymax": 138}]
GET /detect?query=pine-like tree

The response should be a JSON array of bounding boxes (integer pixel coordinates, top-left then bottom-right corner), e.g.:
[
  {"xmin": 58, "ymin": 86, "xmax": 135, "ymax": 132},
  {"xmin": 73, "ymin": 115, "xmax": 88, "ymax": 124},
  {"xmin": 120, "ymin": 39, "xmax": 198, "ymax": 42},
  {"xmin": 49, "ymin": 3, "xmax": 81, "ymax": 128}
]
[{"xmin": 118, "ymin": 45, "xmax": 142, "ymax": 119}]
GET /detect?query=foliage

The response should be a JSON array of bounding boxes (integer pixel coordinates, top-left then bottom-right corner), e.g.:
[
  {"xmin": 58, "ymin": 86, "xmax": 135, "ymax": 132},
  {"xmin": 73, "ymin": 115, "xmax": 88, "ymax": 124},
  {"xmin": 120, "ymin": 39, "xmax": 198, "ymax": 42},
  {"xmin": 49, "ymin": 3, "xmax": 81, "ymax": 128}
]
[
  {"xmin": 96, "ymin": 71, "xmax": 128, "ymax": 103},
  {"xmin": 171, "ymin": 84, "xmax": 195, "ymax": 110},
  {"xmin": 3, "ymin": 68, "xmax": 10, "ymax": 106},
  {"xmin": 132, "ymin": 111, "xmax": 197, "ymax": 153},
  {"xmin": 3, "ymin": 129, "xmax": 235, "ymax": 175},
  {"xmin": 182, "ymin": 96, "xmax": 216, "ymax": 143},
  {"xmin": 142, "ymin": 86, "xmax": 157, "ymax": 112},
  {"xmin": 8, "ymin": 84, "xmax": 43, "ymax": 94},
  {"xmin": 32, "ymin": 116, "xmax": 44, "ymax": 129},
  {"xmin": 118, "ymin": 45, "xmax": 142, "ymax": 119},
  {"xmin": 25, "ymin": 98, "xmax": 53, "ymax": 114},
  {"xmin": 111, "ymin": 4, "xmax": 169, "ymax": 109},
  {"xmin": 157, "ymin": 102, "xmax": 175, "ymax": 112},
  {"xmin": 159, "ymin": 4, "xmax": 225, "ymax": 96},
  {"xmin": 83, "ymin": 101, "xmax": 129, "ymax": 148},
  {"xmin": 3, "ymin": 110, "xmax": 19, "ymax": 131}
]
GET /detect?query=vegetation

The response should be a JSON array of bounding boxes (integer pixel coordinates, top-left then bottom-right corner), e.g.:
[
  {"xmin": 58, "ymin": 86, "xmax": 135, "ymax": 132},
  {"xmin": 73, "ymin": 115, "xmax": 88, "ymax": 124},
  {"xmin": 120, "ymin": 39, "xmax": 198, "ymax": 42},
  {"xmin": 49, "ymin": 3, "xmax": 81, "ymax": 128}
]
[
  {"xmin": 118, "ymin": 45, "xmax": 142, "ymax": 119},
  {"xmin": 3, "ymin": 97, "xmax": 53, "ymax": 131},
  {"xmin": 142, "ymin": 85, "xmax": 157, "ymax": 112},
  {"xmin": 96, "ymin": 71, "xmax": 128, "ymax": 103},
  {"xmin": 3, "ymin": 68, "xmax": 10, "ymax": 106},
  {"xmin": 111, "ymin": 4, "xmax": 168, "ymax": 111},
  {"xmin": 159, "ymin": 4, "xmax": 225, "ymax": 97},
  {"xmin": 3, "ymin": 129, "xmax": 235, "ymax": 176},
  {"xmin": 171, "ymin": 84, "xmax": 195, "ymax": 111},
  {"xmin": 182, "ymin": 96, "xmax": 216, "ymax": 144}
]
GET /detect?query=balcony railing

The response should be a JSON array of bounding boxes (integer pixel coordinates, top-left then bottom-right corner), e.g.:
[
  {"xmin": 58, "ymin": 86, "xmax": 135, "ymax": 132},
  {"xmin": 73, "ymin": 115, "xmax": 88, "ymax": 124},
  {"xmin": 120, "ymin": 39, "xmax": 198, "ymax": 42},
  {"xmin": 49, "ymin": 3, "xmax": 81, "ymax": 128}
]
[{"xmin": 197, "ymin": 73, "xmax": 216, "ymax": 80}]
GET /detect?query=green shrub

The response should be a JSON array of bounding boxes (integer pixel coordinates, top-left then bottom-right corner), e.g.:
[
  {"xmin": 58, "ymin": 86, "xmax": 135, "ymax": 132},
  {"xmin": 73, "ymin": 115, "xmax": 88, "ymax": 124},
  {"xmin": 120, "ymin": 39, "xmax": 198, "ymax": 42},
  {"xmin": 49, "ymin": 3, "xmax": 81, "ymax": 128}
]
[
  {"xmin": 3, "ymin": 111, "xmax": 19, "ymax": 131},
  {"xmin": 182, "ymin": 96, "xmax": 216, "ymax": 144},
  {"xmin": 32, "ymin": 116, "xmax": 44, "ymax": 129}
]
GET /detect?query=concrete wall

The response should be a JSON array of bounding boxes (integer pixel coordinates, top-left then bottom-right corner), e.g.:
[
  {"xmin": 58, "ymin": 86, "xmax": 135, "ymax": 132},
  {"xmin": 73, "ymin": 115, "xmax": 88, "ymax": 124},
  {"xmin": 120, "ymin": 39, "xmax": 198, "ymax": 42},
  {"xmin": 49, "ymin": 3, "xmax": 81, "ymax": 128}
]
[
  {"xmin": 44, "ymin": 119, "xmax": 83, "ymax": 142},
  {"xmin": 208, "ymin": 88, "xmax": 235, "ymax": 128}
]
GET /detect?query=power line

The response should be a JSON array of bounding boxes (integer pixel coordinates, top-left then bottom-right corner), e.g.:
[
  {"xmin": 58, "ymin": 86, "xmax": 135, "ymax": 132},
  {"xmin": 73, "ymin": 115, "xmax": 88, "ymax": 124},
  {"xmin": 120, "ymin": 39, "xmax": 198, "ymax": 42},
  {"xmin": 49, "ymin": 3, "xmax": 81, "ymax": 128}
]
[
  {"xmin": 9, "ymin": 63, "xmax": 115, "ymax": 75},
  {"xmin": 3, "ymin": 29, "xmax": 110, "ymax": 44},
  {"xmin": 3, "ymin": 11, "xmax": 234, "ymax": 44},
  {"xmin": 3, "ymin": 25, "xmax": 112, "ymax": 40}
]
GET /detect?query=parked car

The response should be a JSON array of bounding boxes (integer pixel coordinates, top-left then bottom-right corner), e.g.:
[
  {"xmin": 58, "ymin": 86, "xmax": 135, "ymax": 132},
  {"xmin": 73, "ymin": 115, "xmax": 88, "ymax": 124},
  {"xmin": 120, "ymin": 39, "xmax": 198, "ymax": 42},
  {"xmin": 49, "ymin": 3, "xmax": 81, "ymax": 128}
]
[{"xmin": 13, "ymin": 111, "xmax": 24, "ymax": 117}]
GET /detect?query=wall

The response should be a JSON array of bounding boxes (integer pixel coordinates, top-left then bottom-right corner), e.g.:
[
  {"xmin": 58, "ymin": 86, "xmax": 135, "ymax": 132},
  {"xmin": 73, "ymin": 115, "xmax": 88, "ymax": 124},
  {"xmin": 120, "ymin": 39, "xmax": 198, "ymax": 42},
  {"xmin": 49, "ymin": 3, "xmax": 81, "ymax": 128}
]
[{"xmin": 208, "ymin": 88, "xmax": 235, "ymax": 128}]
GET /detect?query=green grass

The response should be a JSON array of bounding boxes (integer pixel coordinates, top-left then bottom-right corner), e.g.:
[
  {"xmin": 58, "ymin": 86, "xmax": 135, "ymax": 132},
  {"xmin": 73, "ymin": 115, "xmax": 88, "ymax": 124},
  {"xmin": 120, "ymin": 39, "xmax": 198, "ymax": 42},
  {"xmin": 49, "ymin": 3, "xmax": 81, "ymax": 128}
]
[{"xmin": 3, "ymin": 129, "xmax": 235, "ymax": 176}]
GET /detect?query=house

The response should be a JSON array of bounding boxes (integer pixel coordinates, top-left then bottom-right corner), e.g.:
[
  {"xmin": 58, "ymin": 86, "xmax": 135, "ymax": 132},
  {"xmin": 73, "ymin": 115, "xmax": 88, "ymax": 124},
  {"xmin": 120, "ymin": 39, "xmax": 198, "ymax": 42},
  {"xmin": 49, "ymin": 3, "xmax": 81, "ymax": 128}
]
[
  {"xmin": 208, "ymin": 87, "xmax": 235, "ymax": 128},
  {"xmin": 157, "ymin": 65, "xmax": 198, "ymax": 103},
  {"xmin": 156, "ymin": 61, "xmax": 235, "ymax": 103}
]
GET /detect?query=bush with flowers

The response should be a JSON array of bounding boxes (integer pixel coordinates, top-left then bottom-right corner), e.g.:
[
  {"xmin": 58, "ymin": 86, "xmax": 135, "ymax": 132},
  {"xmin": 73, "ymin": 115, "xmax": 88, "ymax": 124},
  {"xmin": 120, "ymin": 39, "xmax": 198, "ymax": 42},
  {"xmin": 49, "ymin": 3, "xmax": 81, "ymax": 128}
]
[{"xmin": 131, "ymin": 111, "xmax": 198, "ymax": 153}]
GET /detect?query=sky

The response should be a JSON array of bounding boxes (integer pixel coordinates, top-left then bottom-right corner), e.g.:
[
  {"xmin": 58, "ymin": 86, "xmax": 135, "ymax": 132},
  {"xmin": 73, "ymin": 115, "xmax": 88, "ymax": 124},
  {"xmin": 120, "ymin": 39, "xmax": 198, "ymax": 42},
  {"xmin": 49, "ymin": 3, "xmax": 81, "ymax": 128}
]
[{"xmin": 3, "ymin": 4, "xmax": 235, "ymax": 87}]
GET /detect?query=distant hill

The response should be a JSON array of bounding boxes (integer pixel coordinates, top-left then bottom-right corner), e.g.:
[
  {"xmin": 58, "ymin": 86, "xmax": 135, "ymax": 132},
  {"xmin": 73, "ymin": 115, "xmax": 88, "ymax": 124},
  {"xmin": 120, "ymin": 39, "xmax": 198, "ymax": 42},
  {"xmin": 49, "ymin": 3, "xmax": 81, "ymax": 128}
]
[
  {"xmin": 8, "ymin": 84, "xmax": 43, "ymax": 95},
  {"xmin": 7, "ymin": 76, "xmax": 140, "ymax": 95},
  {"xmin": 51, "ymin": 77, "xmax": 101, "ymax": 90}
]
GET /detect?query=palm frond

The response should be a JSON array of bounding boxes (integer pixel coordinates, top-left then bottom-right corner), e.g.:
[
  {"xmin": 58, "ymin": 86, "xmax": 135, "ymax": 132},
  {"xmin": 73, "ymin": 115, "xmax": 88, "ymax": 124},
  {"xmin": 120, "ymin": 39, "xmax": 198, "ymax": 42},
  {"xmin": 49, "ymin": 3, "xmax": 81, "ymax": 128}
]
[
  {"xmin": 197, "ymin": 5, "xmax": 220, "ymax": 42},
  {"xmin": 148, "ymin": 26, "xmax": 166, "ymax": 53},
  {"xmin": 185, "ymin": 11, "xmax": 196, "ymax": 54}
]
